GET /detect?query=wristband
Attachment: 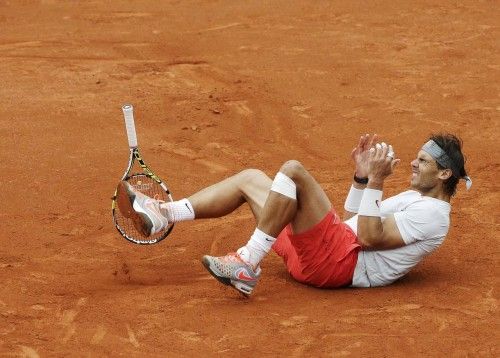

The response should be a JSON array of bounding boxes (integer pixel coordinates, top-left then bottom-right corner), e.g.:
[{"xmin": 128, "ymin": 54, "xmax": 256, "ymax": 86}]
[
  {"xmin": 358, "ymin": 188, "xmax": 383, "ymax": 217},
  {"xmin": 344, "ymin": 185, "xmax": 364, "ymax": 213},
  {"xmin": 353, "ymin": 174, "xmax": 368, "ymax": 184}
]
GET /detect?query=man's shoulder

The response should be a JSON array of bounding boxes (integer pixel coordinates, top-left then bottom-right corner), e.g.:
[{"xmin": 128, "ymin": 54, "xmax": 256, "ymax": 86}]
[
  {"xmin": 395, "ymin": 194, "xmax": 451, "ymax": 226},
  {"xmin": 384, "ymin": 190, "xmax": 420, "ymax": 206},
  {"xmin": 389, "ymin": 190, "xmax": 419, "ymax": 199},
  {"xmin": 386, "ymin": 190, "xmax": 450, "ymax": 217},
  {"xmin": 392, "ymin": 190, "xmax": 449, "ymax": 206}
]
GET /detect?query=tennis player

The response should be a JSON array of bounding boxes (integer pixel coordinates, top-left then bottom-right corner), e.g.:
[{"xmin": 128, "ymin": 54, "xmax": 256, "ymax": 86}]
[{"xmin": 117, "ymin": 133, "xmax": 471, "ymax": 295}]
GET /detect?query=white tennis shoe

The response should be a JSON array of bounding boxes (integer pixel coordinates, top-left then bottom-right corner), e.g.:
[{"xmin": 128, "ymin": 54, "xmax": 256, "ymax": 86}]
[{"xmin": 116, "ymin": 181, "xmax": 168, "ymax": 237}]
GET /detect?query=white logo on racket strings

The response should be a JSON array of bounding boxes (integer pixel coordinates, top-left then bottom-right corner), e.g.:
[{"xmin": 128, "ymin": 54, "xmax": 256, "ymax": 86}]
[{"xmin": 133, "ymin": 183, "xmax": 153, "ymax": 191}]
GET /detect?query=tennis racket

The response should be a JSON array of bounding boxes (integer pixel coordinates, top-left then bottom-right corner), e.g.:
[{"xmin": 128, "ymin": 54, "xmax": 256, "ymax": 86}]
[{"xmin": 112, "ymin": 104, "xmax": 174, "ymax": 244}]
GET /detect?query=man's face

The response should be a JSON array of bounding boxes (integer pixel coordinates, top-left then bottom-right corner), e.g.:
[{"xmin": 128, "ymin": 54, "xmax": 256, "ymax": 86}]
[{"xmin": 410, "ymin": 150, "xmax": 442, "ymax": 193}]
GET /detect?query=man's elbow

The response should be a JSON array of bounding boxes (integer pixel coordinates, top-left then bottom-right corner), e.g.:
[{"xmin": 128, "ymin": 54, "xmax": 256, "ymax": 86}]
[
  {"xmin": 356, "ymin": 234, "xmax": 380, "ymax": 250},
  {"xmin": 357, "ymin": 233, "xmax": 406, "ymax": 251},
  {"xmin": 343, "ymin": 211, "xmax": 356, "ymax": 221}
]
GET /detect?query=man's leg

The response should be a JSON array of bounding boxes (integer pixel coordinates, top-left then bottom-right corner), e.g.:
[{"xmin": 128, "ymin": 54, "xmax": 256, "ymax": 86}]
[
  {"xmin": 257, "ymin": 160, "xmax": 332, "ymax": 236},
  {"xmin": 238, "ymin": 160, "xmax": 333, "ymax": 266},
  {"xmin": 203, "ymin": 160, "xmax": 333, "ymax": 295},
  {"xmin": 188, "ymin": 169, "xmax": 271, "ymax": 223},
  {"xmin": 117, "ymin": 169, "xmax": 273, "ymax": 235}
]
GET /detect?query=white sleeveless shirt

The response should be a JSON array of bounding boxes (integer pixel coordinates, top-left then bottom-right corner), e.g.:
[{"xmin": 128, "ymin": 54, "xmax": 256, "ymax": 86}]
[{"xmin": 344, "ymin": 190, "xmax": 451, "ymax": 287}]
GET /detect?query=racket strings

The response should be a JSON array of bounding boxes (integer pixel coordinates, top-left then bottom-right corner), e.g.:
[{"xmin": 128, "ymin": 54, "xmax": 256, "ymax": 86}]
[{"xmin": 114, "ymin": 173, "xmax": 173, "ymax": 244}]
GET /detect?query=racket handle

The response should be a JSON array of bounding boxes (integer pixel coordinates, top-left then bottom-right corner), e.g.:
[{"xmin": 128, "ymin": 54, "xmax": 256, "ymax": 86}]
[{"xmin": 122, "ymin": 104, "xmax": 138, "ymax": 148}]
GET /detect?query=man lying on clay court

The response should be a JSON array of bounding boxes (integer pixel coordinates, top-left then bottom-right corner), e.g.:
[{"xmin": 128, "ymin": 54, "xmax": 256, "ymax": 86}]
[{"xmin": 116, "ymin": 133, "xmax": 471, "ymax": 295}]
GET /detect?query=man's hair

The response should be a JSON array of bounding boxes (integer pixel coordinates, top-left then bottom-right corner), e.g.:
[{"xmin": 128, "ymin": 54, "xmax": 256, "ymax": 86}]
[{"xmin": 429, "ymin": 133, "xmax": 467, "ymax": 197}]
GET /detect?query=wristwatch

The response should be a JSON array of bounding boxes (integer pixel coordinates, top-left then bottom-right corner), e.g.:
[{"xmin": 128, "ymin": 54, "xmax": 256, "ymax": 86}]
[{"xmin": 353, "ymin": 174, "xmax": 369, "ymax": 184}]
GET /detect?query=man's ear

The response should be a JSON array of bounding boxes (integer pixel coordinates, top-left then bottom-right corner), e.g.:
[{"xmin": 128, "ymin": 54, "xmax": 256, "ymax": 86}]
[{"xmin": 438, "ymin": 168, "xmax": 453, "ymax": 180}]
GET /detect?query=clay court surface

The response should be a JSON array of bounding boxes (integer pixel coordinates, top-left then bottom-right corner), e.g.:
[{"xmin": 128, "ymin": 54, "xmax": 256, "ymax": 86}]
[{"xmin": 1, "ymin": 0, "xmax": 498, "ymax": 356}]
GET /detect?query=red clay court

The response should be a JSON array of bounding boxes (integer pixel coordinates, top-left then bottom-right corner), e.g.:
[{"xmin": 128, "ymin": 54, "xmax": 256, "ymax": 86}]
[{"xmin": 0, "ymin": 1, "xmax": 498, "ymax": 356}]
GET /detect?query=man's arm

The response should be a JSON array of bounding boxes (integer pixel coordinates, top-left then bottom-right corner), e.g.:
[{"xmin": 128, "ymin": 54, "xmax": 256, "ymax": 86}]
[
  {"xmin": 356, "ymin": 143, "xmax": 405, "ymax": 250},
  {"xmin": 343, "ymin": 134, "xmax": 377, "ymax": 220},
  {"xmin": 356, "ymin": 183, "xmax": 405, "ymax": 250}
]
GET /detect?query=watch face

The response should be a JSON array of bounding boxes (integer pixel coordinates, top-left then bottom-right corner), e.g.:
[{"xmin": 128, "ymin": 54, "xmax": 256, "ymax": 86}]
[{"xmin": 354, "ymin": 175, "xmax": 368, "ymax": 184}]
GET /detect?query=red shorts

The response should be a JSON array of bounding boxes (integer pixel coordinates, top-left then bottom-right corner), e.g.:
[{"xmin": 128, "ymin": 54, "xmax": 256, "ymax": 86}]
[{"xmin": 272, "ymin": 210, "xmax": 360, "ymax": 288}]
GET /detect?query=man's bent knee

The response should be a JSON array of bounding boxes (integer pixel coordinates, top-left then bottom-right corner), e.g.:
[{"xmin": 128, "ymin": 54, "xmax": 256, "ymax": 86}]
[
  {"xmin": 279, "ymin": 160, "xmax": 306, "ymax": 180},
  {"xmin": 238, "ymin": 168, "xmax": 268, "ymax": 182},
  {"xmin": 236, "ymin": 169, "xmax": 272, "ymax": 193}
]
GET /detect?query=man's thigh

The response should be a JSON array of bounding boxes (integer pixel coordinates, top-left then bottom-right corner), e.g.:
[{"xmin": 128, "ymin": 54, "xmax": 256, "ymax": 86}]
[
  {"xmin": 291, "ymin": 168, "xmax": 332, "ymax": 234},
  {"xmin": 239, "ymin": 169, "xmax": 272, "ymax": 223}
]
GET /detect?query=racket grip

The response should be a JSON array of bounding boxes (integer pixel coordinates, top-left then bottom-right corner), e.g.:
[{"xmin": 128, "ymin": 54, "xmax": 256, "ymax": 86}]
[{"xmin": 122, "ymin": 104, "xmax": 138, "ymax": 148}]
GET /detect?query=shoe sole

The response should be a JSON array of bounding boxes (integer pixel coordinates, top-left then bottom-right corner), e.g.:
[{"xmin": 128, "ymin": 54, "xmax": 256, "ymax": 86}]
[
  {"xmin": 116, "ymin": 181, "xmax": 152, "ymax": 238},
  {"xmin": 201, "ymin": 256, "xmax": 251, "ymax": 297}
]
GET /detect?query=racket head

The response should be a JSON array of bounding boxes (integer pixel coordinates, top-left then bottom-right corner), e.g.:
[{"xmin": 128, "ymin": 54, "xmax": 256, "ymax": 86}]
[{"xmin": 112, "ymin": 173, "xmax": 174, "ymax": 244}]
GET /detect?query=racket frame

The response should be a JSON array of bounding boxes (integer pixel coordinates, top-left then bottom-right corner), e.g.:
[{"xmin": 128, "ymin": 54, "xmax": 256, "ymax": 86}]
[{"xmin": 112, "ymin": 104, "xmax": 174, "ymax": 245}]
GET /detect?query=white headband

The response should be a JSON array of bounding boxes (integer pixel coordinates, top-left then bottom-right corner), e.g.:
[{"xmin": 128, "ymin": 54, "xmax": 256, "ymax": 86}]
[{"xmin": 422, "ymin": 140, "xmax": 472, "ymax": 190}]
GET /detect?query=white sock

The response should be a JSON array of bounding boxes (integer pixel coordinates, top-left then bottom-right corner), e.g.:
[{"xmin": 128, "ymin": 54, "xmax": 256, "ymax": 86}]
[
  {"xmin": 237, "ymin": 228, "xmax": 276, "ymax": 268},
  {"xmin": 159, "ymin": 198, "xmax": 195, "ymax": 223}
]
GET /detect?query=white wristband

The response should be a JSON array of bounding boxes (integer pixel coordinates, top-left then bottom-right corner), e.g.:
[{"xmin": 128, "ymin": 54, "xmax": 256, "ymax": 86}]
[
  {"xmin": 358, "ymin": 188, "xmax": 383, "ymax": 217},
  {"xmin": 344, "ymin": 185, "xmax": 364, "ymax": 213}
]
